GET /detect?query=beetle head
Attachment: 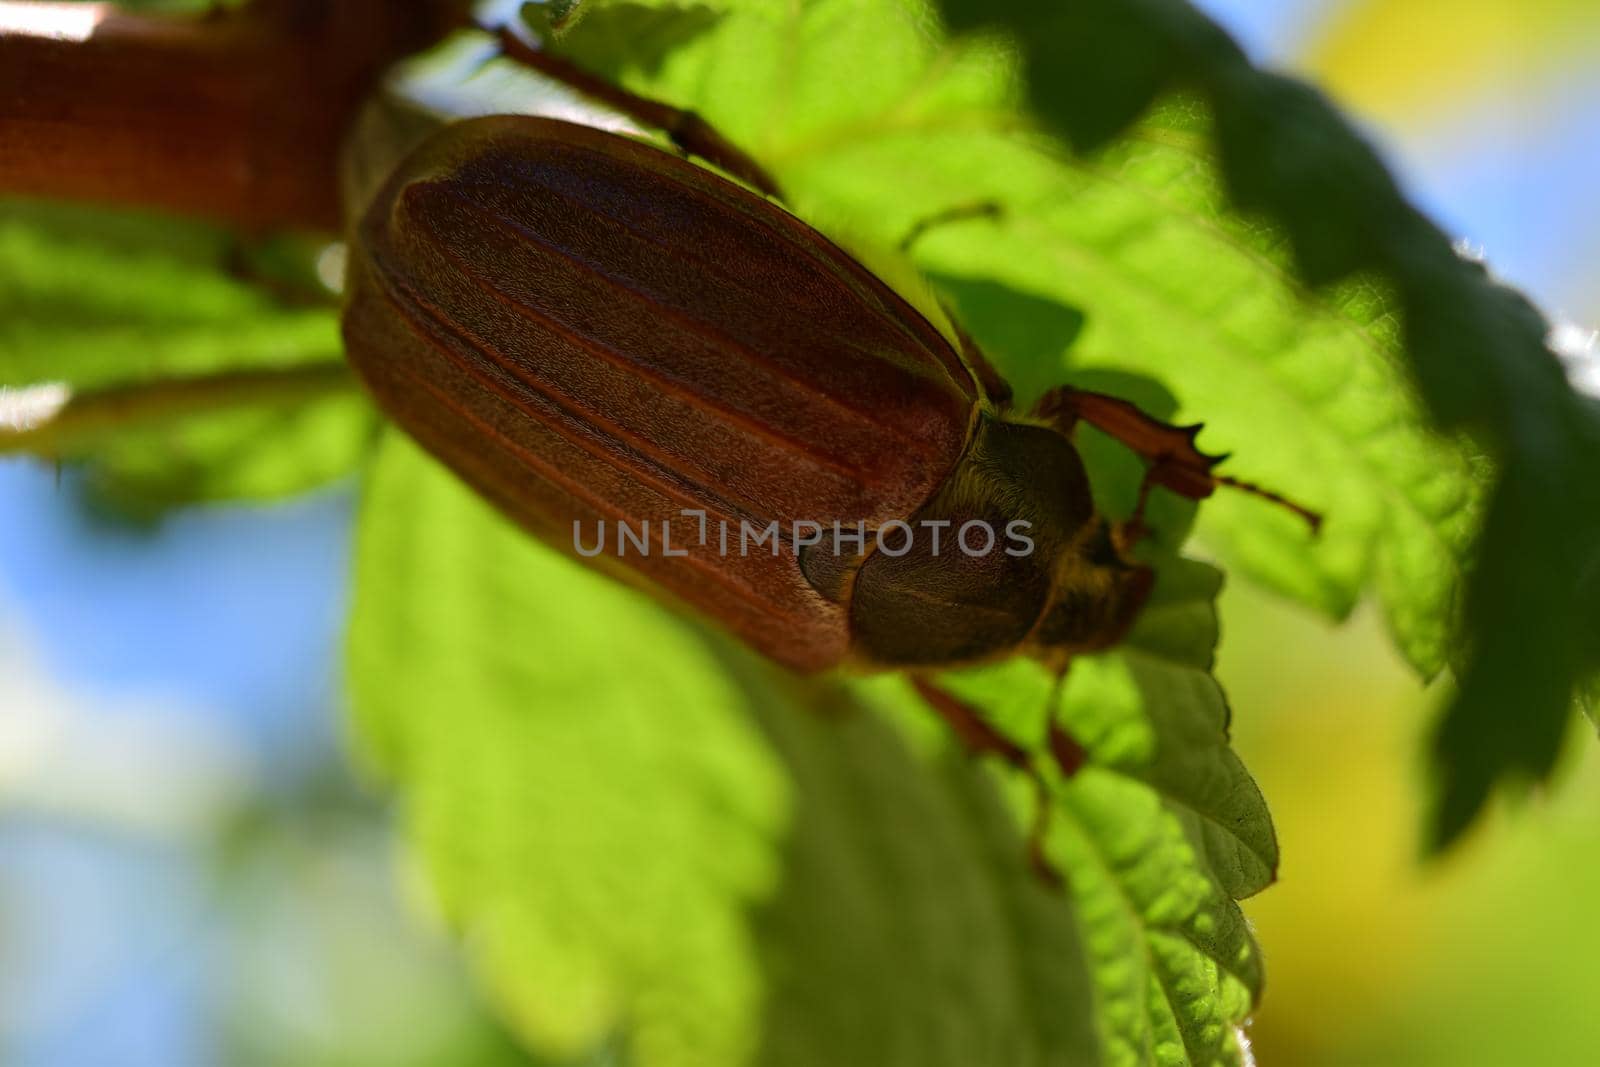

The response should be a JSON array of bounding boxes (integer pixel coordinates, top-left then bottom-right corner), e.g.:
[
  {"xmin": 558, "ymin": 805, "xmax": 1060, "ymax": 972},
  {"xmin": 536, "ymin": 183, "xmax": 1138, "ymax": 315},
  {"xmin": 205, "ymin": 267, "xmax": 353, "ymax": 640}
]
[{"xmin": 1032, "ymin": 518, "xmax": 1156, "ymax": 660}]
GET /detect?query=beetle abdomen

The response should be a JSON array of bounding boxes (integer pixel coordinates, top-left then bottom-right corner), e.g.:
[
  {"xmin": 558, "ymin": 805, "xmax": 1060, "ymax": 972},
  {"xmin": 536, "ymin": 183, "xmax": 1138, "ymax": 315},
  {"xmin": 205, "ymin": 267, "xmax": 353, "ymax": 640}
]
[{"xmin": 343, "ymin": 116, "xmax": 981, "ymax": 670}]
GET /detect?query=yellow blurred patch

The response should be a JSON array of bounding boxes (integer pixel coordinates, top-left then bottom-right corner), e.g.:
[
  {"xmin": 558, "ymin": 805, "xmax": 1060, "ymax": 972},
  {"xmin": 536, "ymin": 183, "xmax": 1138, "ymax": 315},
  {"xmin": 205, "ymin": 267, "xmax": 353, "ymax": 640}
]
[{"xmin": 1303, "ymin": 0, "xmax": 1600, "ymax": 126}]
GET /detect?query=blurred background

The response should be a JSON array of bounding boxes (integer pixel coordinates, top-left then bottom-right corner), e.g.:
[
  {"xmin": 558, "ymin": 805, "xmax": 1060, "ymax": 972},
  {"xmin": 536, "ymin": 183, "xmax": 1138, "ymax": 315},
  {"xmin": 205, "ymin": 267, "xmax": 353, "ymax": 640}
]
[{"xmin": 1, "ymin": 1, "xmax": 1597, "ymax": 1064}]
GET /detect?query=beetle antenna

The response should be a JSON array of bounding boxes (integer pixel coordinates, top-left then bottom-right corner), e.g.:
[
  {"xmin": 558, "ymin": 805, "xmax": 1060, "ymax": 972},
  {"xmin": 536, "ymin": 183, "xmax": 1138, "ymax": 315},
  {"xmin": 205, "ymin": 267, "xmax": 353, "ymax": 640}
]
[{"xmin": 1216, "ymin": 475, "xmax": 1323, "ymax": 533}]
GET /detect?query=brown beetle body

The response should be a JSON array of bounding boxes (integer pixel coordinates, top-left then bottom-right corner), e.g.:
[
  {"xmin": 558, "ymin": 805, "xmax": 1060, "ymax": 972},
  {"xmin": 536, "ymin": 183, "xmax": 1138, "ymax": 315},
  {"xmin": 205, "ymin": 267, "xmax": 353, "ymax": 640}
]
[{"xmin": 343, "ymin": 115, "xmax": 1159, "ymax": 673}]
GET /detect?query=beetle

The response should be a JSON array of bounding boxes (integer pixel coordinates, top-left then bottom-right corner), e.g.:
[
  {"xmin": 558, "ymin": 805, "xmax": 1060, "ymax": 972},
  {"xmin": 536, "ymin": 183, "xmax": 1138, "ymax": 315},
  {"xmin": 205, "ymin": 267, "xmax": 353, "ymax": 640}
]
[
  {"xmin": 339, "ymin": 44, "xmax": 1314, "ymax": 877},
  {"xmin": 343, "ymin": 106, "xmax": 1311, "ymax": 665}
]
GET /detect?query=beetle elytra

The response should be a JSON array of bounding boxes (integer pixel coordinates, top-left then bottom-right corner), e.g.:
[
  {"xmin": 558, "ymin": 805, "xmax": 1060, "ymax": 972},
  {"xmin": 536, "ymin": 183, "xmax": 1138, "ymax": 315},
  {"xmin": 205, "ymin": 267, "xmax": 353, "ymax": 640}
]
[{"xmin": 343, "ymin": 110, "xmax": 1312, "ymax": 673}]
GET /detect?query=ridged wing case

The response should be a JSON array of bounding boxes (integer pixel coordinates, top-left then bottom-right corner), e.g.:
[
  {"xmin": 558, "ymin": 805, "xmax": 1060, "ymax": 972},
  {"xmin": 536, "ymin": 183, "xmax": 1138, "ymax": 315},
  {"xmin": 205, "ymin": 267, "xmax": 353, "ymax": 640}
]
[{"xmin": 343, "ymin": 116, "xmax": 981, "ymax": 669}]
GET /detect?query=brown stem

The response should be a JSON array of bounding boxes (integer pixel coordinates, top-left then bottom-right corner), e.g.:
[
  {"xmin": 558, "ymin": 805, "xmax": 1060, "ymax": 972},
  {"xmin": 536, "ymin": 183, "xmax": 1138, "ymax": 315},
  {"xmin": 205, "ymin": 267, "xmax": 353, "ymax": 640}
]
[
  {"xmin": 0, "ymin": 0, "xmax": 471, "ymax": 233},
  {"xmin": 489, "ymin": 24, "xmax": 785, "ymax": 201}
]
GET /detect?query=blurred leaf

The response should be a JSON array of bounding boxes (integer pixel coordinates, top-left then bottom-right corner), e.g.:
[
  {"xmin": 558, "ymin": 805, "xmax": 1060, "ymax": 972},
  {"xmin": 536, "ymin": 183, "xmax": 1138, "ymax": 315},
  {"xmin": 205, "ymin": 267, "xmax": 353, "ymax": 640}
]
[
  {"xmin": 1304, "ymin": 0, "xmax": 1600, "ymax": 126},
  {"xmin": 348, "ymin": 431, "xmax": 1100, "ymax": 1067},
  {"xmin": 929, "ymin": 0, "xmax": 1600, "ymax": 843},
  {"xmin": 525, "ymin": 1, "xmax": 727, "ymax": 76},
  {"xmin": 522, "ymin": 0, "xmax": 591, "ymax": 39},
  {"xmin": 80, "ymin": 387, "xmax": 376, "ymax": 516},
  {"xmin": 0, "ymin": 202, "xmax": 335, "ymax": 386},
  {"xmin": 0, "ymin": 201, "xmax": 375, "ymax": 507},
  {"xmin": 921, "ymin": 559, "xmax": 1273, "ymax": 1067},
  {"xmin": 214, "ymin": 797, "xmax": 533, "ymax": 1067}
]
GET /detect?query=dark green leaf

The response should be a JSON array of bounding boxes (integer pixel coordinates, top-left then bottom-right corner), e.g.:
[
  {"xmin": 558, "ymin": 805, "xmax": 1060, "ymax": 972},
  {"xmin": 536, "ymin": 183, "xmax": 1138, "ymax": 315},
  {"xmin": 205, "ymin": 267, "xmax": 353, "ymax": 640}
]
[{"xmin": 930, "ymin": 0, "xmax": 1600, "ymax": 844}]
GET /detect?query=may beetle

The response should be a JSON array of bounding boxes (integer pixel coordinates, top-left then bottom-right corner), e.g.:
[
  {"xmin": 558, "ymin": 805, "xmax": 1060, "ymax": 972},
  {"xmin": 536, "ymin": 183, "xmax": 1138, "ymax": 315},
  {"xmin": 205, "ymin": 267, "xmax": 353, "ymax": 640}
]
[{"xmin": 341, "ymin": 39, "xmax": 1313, "ymax": 689}]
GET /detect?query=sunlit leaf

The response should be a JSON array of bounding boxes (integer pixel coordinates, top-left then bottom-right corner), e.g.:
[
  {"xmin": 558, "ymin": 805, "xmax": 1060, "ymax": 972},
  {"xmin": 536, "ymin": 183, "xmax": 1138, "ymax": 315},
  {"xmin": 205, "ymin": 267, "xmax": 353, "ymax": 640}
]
[
  {"xmin": 358, "ymin": 18, "xmax": 1292, "ymax": 1042},
  {"xmin": 538, "ymin": 0, "xmax": 1479, "ymax": 688},
  {"xmin": 930, "ymin": 0, "xmax": 1600, "ymax": 844},
  {"xmin": 522, "ymin": 1, "xmax": 727, "ymax": 76},
  {"xmin": 914, "ymin": 559, "xmax": 1273, "ymax": 1066},
  {"xmin": 348, "ymin": 431, "xmax": 1101, "ymax": 1067},
  {"xmin": 552, "ymin": 0, "xmax": 1498, "ymax": 806}
]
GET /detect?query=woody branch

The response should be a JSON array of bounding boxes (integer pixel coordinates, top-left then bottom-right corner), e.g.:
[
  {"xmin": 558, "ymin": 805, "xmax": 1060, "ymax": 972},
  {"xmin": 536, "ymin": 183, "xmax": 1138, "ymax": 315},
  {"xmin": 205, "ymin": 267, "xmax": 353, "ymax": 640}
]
[{"xmin": 0, "ymin": 0, "xmax": 470, "ymax": 233}]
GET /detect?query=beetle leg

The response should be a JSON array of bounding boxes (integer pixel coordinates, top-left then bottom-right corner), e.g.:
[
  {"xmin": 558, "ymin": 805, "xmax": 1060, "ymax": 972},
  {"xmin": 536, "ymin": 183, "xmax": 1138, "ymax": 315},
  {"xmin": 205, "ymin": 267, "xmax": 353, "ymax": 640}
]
[
  {"xmin": 1117, "ymin": 463, "xmax": 1167, "ymax": 551},
  {"xmin": 911, "ymin": 677, "xmax": 1032, "ymax": 767},
  {"xmin": 1042, "ymin": 664, "xmax": 1087, "ymax": 780},
  {"xmin": 911, "ymin": 677, "xmax": 1065, "ymax": 889},
  {"xmin": 1035, "ymin": 386, "xmax": 1322, "ymax": 532},
  {"xmin": 487, "ymin": 25, "xmax": 785, "ymax": 201},
  {"xmin": 947, "ymin": 315, "xmax": 1014, "ymax": 409},
  {"xmin": 1023, "ymin": 776, "xmax": 1063, "ymax": 890},
  {"xmin": 894, "ymin": 203, "xmax": 1015, "ymax": 408}
]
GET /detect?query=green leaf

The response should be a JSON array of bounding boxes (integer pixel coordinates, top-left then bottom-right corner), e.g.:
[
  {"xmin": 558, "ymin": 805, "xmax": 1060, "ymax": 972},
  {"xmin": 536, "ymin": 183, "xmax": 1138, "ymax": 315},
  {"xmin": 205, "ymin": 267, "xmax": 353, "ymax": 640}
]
[
  {"xmin": 74, "ymin": 386, "xmax": 377, "ymax": 516},
  {"xmin": 548, "ymin": 0, "xmax": 1501, "ymax": 808},
  {"xmin": 791, "ymin": 65, "xmax": 1478, "ymax": 677},
  {"xmin": 930, "ymin": 0, "xmax": 1600, "ymax": 844},
  {"xmin": 523, "ymin": 1, "xmax": 727, "ymax": 76},
  {"xmin": 917, "ymin": 559, "xmax": 1273, "ymax": 1067},
  {"xmin": 473, "ymin": 0, "xmax": 1451, "ymax": 654},
  {"xmin": 348, "ymin": 431, "xmax": 1101, "ymax": 1067},
  {"xmin": 521, "ymin": 0, "xmax": 591, "ymax": 39},
  {"xmin": 355, "ymin": 6, "xmax": 1307, "ymax": 1059},
  {"xmin": 0, "ymin": 200, "xmax": 374, "ymax": 508}
]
